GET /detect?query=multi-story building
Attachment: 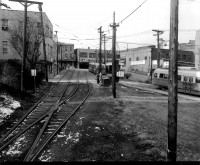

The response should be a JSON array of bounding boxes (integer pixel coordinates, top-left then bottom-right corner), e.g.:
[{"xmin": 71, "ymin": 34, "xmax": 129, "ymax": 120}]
[
  {"xmin": 0, "ymin": 9, "xmax": 54, "ymax": 69},
  {"xmin": 74, "ymin": 48, "xmax": 120, "ymax": 69},
  {"xmin": 57, "ymin": 42, "xmax": 75, "ymax": 69},
  {"xmin": 121, "ymin": 45, "xmax": 195, "ymax": 74}
]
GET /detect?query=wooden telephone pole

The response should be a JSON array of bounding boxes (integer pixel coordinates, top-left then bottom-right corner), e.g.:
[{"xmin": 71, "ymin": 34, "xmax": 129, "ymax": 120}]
[
  {"xmin": 98, "ymin": 26, "xmax": 102, "ymax": 74},
  {"xmin": 152, "ymin": 29, "xmax": 164, "ymax": 68},
  {"xmin": 102, "ymin": 34, "xmax": 109, "ymax": 66},
  {"xmin": 38, "ymin": 4, "xmax": 48, "ymax": 82},
  {"xmin": 9, "ymin": 0, "xmax": 43, "ymax": 92},
  {"xmin": 167, "ymin": 0, "xmax": 179, "ymax": 161},
  {"xmin": 110, "ymin": 12, "xmax": 119, "ymax": 98}
]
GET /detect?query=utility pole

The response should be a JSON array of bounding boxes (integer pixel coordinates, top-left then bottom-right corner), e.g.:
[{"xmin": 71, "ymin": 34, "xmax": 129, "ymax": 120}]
[
  {"xmin": 110, "ymin": 11, "xmax": 119, "ymax": 98},
  {"xmin": 60, "ymin": 45, "xmax": 62, "ymax": 70},
  {"xmin": 55, "ymin": 31, "xmax": 59, "ymax": 74},
  {"xmin": 152, "ymin": 29, "xmax": 164, "ymax": 68},
  {"xmin": 98, "ymin": 26, "xmax": 102, "ymax": 74},
  {"xmin": 167, "ymin": 0, "xmax": 179, "ymax": 161},
  {"xmin": 102, "ymin": 34, "xmax": 107, "ymax": 65},
  {"xmin": 38, "ymin": 4, "xmax": 48, "ymax": 82},
  {"xmin": 9, "ymin": 0, "xmax": 43, "ymax": 92}
]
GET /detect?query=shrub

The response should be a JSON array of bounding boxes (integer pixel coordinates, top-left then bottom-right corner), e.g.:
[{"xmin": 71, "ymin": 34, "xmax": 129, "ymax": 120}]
[{"xmin": 0, "ymin": 60, "xmax": 45, "ymax": 91}]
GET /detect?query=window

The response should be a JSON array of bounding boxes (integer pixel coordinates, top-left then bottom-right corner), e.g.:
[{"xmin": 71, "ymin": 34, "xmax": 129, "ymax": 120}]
[
  {"xmin": 136, "ymin": 57, "xmax": 139, "ymax": 61},
  {"xmin": 145, "ymin": 56, "xmax": 147, "ymax": 60},
  {"xmin": 2, "ymin": 19, "xmax": 8, "ymax": 31},
  {"xmin": 166, "ymin": 54, "xmax": 169, "ymax": 58},
  {"xmin": 164, "ymin": 74, "xmax": 168, "ymax": 79},
  {"xmin": 159, "ymin": 73, "xmax": 164, "ymax": 78},
  {"xmin": 183, "ymin": 55, "xmax": 186, "ymax": 59},
  {"xmin": 37, "ymin": 22, "xmax": 41, "ymax": 27},
  {"xmin": 189, "ymin": 77, "xmax": 193, "ymax": 83},
  {"xmin": 37, "ymin": 22, "xmax": 42, "ymax": 35},
  {"xmin": 196, "ymin": 77, "xmax": 200, "ymax": 83},
  {"xmin": 79, "ymin": 52, "xmax": 87, "ymax": 58},
  {"xmin": 178, "ymin": 75, "xmax": 181, "ymax": 81},
  {"xmin": 89, "ymin": 53, "xmax": 96, "ymax": 58},
  {"xmin": 129, "ymin": 58, "xmax": 131, "ymax": 61},
  {"xmin": 3, "ymin": 41, "xmax": 8, "ymax": 53},
  {"xmin": 70, "ymin": 47, "xmax": 72, "ymax": 51},
  {"xmin": 178, "ymin": 54, "xmax": 180, "ymax": 59},
  {"xmin": 188, "ymin": 55, "xmax": 191, "ymax": 59},
  {"xmin": 184, "ymin": 76, "xmax": 188, "ymax": 82}
]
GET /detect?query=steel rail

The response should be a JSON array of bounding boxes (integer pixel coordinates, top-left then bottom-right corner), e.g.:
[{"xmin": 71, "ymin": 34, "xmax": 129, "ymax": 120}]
[
  {"xmin": 29, "ymin": 71, "xmax": 90, "ymax": 161},
  {"xmin": 0, "ymin": 69, "xmax": 74, "ymax": 152},
  {"xmin": 24, "ymin": 70, "xmax": 81, "ymax": 161},
  {"xmin": 0, "ymin": 70, "xmax": 70, "ymax": 143}
]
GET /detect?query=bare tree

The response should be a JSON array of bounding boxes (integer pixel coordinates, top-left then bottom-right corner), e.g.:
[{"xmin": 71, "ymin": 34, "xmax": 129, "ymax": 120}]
[{"xmin": 9, "ymin": 20, "xmax": 43, "ymax": 69}]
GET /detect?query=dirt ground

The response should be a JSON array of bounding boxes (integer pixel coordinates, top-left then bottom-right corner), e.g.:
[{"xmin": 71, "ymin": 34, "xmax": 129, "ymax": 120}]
[
  {"xmin": 1, "ymin": 78, "xmax": 200, "ymax": 161},
  {"xmin": 34, "ymin": 80, "xmax": 200, "ymax": 161}
]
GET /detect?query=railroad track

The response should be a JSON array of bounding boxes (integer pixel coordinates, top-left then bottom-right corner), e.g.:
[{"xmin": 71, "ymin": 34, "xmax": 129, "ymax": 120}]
[{"xmin": 0, "ymin": 69, "xmax": 91, "ymax": 161}]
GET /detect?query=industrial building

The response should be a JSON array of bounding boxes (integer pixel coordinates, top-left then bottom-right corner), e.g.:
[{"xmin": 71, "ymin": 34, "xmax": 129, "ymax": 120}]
[
  {"xmin": 74, "ymin": 48, "xmax": 120, "ymax": 69},
  {"xmin": 120, "ymin": 45, "xmax": 195, "ymax": 75}
]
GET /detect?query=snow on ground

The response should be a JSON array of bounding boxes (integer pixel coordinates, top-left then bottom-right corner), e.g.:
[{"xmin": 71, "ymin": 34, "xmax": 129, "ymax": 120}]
[{"xmin": 0, "ymin": 94, "xmax": 21, "ymax": 124}]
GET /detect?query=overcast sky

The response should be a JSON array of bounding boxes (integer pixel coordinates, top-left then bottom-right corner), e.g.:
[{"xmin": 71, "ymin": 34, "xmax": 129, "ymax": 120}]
[{"xmin": 2, "ymin": 0, "xmax": 200, "ymax": 50}]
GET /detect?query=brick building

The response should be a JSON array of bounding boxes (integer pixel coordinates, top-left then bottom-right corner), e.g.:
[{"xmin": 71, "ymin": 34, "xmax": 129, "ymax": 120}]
[
  {"xmin": 74, "ymin": 48, "xmax": 119, "ymax": 69},
  {"xmin": 57, "ymin": 42, "xmax": 75, "ymax": 69},
  {"xmin": 0, "ymin": 9, "xmax": 54, "ymax": 69}
]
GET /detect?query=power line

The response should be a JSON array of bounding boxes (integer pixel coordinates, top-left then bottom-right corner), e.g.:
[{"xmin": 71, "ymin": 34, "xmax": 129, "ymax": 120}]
[
  {"xmin": 117, "ymin": 41, "xmax": 154, "ymax": 46},
  {"xmin": 118, "ymin": 0, "xmax": 148, "ymax": 25}
]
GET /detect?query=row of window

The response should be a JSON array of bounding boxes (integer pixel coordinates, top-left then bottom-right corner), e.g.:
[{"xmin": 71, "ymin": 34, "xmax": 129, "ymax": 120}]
[
  {"xmin": 154, "ymin": 73, "xmax": 200, "ymax": 83},
  {"xmin": 2, "ymin": 19, "xmax": 53, "ymax": 38},
  {"xmin": 79, "ymin": 52, "xmax": 98, "ymax": 58},
  {"xmin": 58, "ymin": 46, "xmax": 73, "ymax": 54},
  {"xmin": 129, "ymin": 56, "xmax": 148, "ymax": 61},
  {"xmin": 129, "ymin": 54, "xmax": 191, "ymax": 62},
  {"xmin": 3, "ymin": 41, "xmax": 8, "ymax": 54},
  {"xmin": 1, "ymin": 41, "xmax": 53, "ymax": 55}
]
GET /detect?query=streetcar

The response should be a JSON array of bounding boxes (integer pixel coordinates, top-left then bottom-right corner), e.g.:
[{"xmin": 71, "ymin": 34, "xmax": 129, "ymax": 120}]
[
  {"xmin": 88, "ymin": 63, "xmax": 106, "ymax": 75},
  {"xmin": 152, "ymin": 68, "xmax": 200, "ymax": 95},
  {"xmin": 89, "ymin": 62, "xmax": 124, "ymax": 75}
]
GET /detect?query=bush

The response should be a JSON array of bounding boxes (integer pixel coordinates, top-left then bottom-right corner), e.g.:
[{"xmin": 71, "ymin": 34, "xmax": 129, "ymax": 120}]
[{"xmin": 0, "ymin": 60, "xmax": 45, "ymax": 91}]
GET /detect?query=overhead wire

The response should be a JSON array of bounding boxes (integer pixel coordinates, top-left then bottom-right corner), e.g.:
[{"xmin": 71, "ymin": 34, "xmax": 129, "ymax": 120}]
[{"xmin": 118, "ymin": 0, "xmax": 148, "ymax": 25}]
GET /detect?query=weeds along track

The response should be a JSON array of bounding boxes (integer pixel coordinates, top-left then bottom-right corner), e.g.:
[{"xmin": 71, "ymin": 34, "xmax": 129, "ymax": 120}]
[{"xmin": 0, "ymin": 70, "xmax": 91, "ymax": 161}]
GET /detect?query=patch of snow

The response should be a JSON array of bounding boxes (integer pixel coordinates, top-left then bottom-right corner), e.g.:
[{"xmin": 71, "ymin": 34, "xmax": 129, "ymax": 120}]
[
  {"xmin": 64, "ymin": 132, "xmax": 81, "ymax": 144},
  {"xmin": 0, "ymin": 94, "xmax": 21, "ymax": 124},
  {"xmin": 39, "ymin": 152, "xmax": 52, "ymax": 162},
  {"xmin": 94, "ymin": 127, "xmax": 100, "ymax": 132},
  {"xmin": 4, "ymin": 135, "xmax": 27, "ymax": 157}
]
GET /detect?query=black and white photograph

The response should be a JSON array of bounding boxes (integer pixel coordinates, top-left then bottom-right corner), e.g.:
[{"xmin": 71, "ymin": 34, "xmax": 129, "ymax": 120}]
[{"xmin": 0, "ymin": 0, "xmax": 200, "ymax": 162}]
